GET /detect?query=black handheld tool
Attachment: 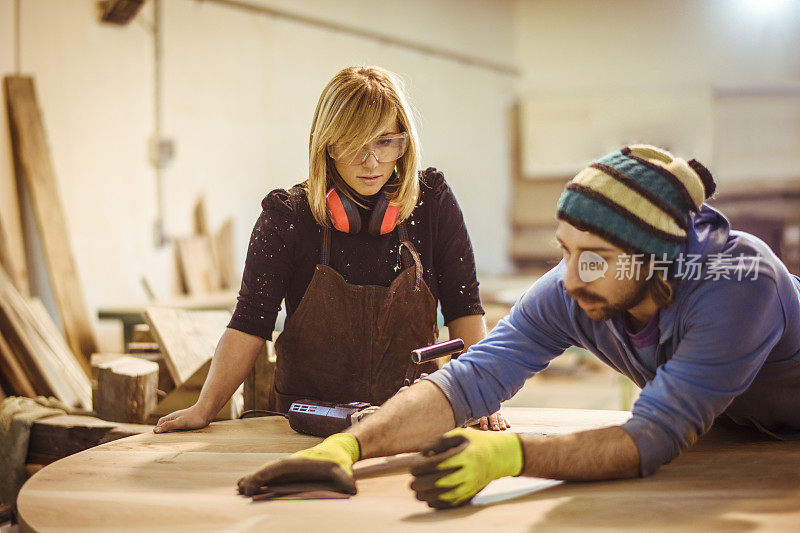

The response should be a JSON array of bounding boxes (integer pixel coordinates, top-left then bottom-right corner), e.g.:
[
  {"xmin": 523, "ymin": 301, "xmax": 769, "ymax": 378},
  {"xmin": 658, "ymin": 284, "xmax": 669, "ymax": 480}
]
[
  {"xmin": 287, "ymin": 400, "xmax": 373, "ymax": 437},
  {"xmin": 288, "ymin": 338, "xmax": 466, "ymax": 437}
]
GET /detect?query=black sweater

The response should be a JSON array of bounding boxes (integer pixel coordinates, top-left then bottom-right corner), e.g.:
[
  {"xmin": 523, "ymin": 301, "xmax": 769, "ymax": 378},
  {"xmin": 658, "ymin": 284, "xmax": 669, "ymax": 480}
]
[{"xmin": 228, "ymin": 168, "xmax": 484, "ymax": 340}]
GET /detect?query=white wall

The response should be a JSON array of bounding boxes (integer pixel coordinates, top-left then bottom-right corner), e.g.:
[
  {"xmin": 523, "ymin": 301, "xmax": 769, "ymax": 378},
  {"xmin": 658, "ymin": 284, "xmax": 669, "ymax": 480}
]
[
  {"xmin": 514, "ymin": 0, "xmax": 800, "ymax": 182},
  {"xmin": 0, "ymin": 0, "xmax": 516, "ymax": 323}
]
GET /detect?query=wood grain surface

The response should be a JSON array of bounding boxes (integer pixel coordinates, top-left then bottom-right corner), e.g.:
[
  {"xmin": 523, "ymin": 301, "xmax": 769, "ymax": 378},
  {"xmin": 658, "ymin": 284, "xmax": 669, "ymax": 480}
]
[{"xmin": 17, "ymin": 407, "xmax": 800, "ymax": 532}]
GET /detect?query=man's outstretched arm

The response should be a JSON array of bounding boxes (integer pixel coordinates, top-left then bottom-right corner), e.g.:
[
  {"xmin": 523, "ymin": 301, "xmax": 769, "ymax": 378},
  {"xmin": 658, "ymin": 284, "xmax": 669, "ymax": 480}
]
[
  {"xmin": 518, "ymin": 426, "xmax": 639, "ymax": 480},
  {"xmin": 349, "ymin": 380, "xmax": 457, "ymax": 459},
  {"xmin": 350, "ymin": 377, "xmax": 640, "ymax": 480},
  {"xmin": 409, "ymin": 417, "xmax": 640, "ymax": 509}
]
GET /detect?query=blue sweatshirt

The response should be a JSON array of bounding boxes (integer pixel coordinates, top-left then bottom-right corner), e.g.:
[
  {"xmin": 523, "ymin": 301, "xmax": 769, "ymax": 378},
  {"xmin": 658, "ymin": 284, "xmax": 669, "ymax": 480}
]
[{"xmin": 427, "ymin": 204, "xmax": 800, "ymax": 476}]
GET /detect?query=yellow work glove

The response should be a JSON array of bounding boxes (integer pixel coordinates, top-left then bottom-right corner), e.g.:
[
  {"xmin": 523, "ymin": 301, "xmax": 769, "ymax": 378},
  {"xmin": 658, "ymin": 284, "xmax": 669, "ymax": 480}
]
[
  {"xmin": 410, "ymin": 428, "xmax": 524, "ymax": 509},
  {"xmin": 237, "ymin": 433, "xmax": 360, "ymax": 496}
]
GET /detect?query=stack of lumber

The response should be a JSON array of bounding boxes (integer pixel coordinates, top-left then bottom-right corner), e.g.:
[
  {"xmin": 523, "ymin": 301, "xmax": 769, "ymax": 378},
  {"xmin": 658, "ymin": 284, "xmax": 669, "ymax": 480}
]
[
  {"xmin": 0, "ymin": 267, "xmax": 92, "ymax": 410},
  {"xmin": 0, "ymin": 75, "xmax": 95, "ymax": 410}
]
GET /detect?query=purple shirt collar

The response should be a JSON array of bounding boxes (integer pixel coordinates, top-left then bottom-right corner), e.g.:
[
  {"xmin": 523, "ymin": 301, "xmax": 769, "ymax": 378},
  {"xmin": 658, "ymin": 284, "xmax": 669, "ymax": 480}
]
[{"xmin": 624, "ymin": 311, "xmax": 660, "ymax": 348}]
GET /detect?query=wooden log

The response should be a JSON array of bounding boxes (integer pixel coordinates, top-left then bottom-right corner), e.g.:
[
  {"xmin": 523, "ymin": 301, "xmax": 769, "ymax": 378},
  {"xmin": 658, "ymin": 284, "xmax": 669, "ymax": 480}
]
[
  {"xmin": 93, "ymin": 356, "xmax": 158, "ymax": 424},
  {"xmin": 26, "ymin": 414, "xmax": 151, "ymax": 465},
  {"xmin": 129, "ymin": 351, "xmax": 174, "ymax": 394},
  {"xmin": 91, "ymin": 352, "xmax": 174, "ymax": 396},
  {"xmin": 4, "ymin": 75, "xmax": 97, "ymax": 366}
]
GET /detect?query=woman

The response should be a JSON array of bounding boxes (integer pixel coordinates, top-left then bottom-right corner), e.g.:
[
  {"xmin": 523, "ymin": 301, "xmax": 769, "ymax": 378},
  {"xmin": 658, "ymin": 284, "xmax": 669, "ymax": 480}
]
[{"xmin": 154, "ymin": 66, "xmax": 507, "ymax": 433}]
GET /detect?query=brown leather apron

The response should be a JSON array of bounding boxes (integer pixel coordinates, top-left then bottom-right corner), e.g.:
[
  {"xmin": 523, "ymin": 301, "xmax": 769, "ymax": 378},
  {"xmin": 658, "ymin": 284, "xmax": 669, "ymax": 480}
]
[{"xmin": 268, "ymin": 222, "xmax": 439, "ymax": 412}]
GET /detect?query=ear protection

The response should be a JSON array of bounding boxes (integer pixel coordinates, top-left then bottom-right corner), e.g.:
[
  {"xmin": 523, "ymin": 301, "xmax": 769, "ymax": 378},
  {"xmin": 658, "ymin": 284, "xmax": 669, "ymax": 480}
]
[{"xmin": 326, "ymin": 186, "xmax": 399, "ymax": 235}]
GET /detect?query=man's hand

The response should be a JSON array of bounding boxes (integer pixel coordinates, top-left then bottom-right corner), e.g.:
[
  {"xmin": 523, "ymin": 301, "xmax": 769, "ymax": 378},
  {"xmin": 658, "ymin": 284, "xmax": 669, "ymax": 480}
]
[
  {"xmin": 237, "ymin": 433, "xmax": 361, "ymax": 496},
  {"xmin": 410, "ymin": 428, "xmax": 523, "ymax": 509}
]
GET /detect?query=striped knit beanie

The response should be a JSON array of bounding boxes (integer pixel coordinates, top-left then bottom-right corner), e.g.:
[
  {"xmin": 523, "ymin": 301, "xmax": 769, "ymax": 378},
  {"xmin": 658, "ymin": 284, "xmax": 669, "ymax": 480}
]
[{"xmin": 556, "ymin": 145, "xmax": 716, "ymax": 260}]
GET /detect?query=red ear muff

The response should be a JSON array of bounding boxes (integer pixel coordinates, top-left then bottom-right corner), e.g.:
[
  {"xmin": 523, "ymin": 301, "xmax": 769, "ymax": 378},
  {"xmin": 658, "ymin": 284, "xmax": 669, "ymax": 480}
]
[
  {"xmin": 326, "ymin": 186, "xmax": 398, "ymax": 236},
  {"xmin": 326, "ymin": 188, "xmax": 361, "ymax": 234},
  {"xmin": 368, "ymin": 193, "xmax": 399, "ymax": 236}
]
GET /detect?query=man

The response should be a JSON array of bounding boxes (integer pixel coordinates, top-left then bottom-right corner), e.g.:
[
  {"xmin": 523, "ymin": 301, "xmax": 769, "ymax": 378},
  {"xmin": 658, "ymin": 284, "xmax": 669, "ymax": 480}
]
[{"xmin": 237, "ymin": 145, "xmax": 800, "ymax": 509}]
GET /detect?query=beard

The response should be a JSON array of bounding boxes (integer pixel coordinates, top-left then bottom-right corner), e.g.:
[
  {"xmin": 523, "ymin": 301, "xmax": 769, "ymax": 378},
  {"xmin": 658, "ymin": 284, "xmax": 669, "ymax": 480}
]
[{"xmin": 568, "ymin": 279, "xmax": 649, "ymax": 322}]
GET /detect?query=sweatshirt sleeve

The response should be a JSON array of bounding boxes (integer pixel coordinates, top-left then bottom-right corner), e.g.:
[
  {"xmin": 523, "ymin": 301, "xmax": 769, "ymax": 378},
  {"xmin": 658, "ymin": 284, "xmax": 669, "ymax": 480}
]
[
  {"xmin": 425, "ymin": 262, "xmax": 576, "ymax": 424},
  {"xmin": 621, "ymin": 274, "xmax": 786, "ymax": 476}
]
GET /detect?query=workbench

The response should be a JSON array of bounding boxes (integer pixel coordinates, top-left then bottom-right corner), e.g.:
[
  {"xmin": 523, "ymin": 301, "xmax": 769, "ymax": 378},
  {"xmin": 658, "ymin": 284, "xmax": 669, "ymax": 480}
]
[{"xmin": 16, "ymin": 407, "xmax": 800, "ymax": 532}]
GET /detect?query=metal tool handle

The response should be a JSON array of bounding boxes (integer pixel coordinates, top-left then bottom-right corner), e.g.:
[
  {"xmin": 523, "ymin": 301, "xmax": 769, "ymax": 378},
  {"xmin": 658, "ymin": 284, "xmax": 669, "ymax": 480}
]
[{"xmin": 410, "ymin": 338, "xmax": 465, "ymax": 364}]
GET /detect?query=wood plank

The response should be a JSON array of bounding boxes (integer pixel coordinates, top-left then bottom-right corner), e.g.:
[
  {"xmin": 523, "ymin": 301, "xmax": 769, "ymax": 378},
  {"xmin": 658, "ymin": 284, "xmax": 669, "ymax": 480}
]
[
  {"xmin": 193, "ymin": 197, "xmax": 209, "ymax": 236},
  {"xmin": 0, "ymin": 321, "xmax": 37, "ymax": 397},
  {"xmin": 243, "ymin": 342, "xmax": 274, "ymax": 412},
  {"xmin": 94, "ymin": 356, "xmax": 158, "ymax": 424},
  {"xmin": 215, "ymin": 218, "xmax": 237, "ymax": 290},
  {"xmin": 4, "ymin": 75, "xmax": 97, "ymax": 365},
  {"xmin": 0, "ymin": 213, "xmax": 22, "ymax": 295},
  {"xmin": 27, "ymin": 299, "xmax": 92, "ymax": 403},
  {"xmin": 143, "ymin": 307, "xmax": 230, "ymax": 387},
  {"xmin": 126, "ymin": 341, "xmax": 160, "ymax": 353},
  {"xmin": 1, "ymin": 78, "xmax": 30, "ymax": 296},
  {"xmin": 175, "ymin": 235, "xmax": 223, "ymax": 295},
  {"xmin": 0, "ymin": 266, "xmax": 91, "ymax": 409}
]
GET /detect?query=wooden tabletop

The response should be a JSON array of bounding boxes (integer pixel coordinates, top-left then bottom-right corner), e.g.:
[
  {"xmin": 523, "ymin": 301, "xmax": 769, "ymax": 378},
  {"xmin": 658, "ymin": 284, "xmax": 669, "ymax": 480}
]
[{"xmin": 17, "ymin": 407, "xmax": 800, "ymax": 532}]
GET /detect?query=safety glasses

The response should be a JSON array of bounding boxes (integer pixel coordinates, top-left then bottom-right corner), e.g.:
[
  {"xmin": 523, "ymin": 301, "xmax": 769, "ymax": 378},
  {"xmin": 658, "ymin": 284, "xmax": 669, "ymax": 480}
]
[{"xmin": 327, "ymin": 132, "xmax": 409, "ymax": 165}]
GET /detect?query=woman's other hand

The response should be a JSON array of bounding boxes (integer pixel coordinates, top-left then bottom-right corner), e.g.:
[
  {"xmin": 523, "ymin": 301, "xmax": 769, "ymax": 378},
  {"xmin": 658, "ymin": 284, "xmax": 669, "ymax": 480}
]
[
  {"xmin": 477, "ymin": 411, "xmax": 510, "ymax": 431},
  {"xmin": 153, "ymin": 404, "xmax": 212, "ymax": 433}
]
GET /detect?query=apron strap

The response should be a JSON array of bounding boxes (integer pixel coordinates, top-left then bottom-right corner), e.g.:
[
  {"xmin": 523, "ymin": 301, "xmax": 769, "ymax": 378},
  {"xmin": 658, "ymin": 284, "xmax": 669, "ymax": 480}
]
[
  {"xmin": 398, "ymin": 222, "xmax": 423, "ymax": 292},
  {"xmin": 321, "ymin": 227, "xmax": 331, "ymax": 266}
]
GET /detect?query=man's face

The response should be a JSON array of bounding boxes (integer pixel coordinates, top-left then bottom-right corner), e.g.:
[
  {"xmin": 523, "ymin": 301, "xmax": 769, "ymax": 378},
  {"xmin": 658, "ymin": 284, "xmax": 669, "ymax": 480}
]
[{"xmin": 556, "ymin": 221, "xmax": 649, "ymax": 322}]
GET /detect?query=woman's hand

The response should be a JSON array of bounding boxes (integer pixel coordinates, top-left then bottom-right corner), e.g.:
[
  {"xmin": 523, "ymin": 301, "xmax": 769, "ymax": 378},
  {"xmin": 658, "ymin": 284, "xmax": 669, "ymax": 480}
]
[
  {"xmin": 153, "ymin": 404, "xmax": 212, "ymax": 433},
  {"xmin": 477, "ymin": 411, "xmax": 510, "ymax": 431}
]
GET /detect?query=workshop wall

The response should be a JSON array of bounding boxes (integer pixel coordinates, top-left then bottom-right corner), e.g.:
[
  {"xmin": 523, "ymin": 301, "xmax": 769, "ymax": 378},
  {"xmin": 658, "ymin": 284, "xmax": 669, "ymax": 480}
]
[
  {"xmin": 0, "ymin": 0, "xmax": 516, "ymax": 316},
  {"xmin": 513, "ymin": 0, "xmax": 800, "ymax": 183}
]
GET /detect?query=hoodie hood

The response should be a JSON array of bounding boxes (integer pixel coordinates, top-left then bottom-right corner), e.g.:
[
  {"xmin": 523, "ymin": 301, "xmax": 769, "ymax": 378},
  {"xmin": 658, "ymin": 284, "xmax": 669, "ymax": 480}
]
[
  {"xmin": 681, "ymin": 203, "xmax": 731, "ymax": 260},
  {"xmin": 657, "ymin": 203, "xmax": 731, "ymax": 342}
]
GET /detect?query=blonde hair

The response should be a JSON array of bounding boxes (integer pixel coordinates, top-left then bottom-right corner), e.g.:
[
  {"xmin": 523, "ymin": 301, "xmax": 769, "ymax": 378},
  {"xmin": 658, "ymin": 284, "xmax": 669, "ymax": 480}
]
[{"xmin": 306, "ymin": 66, "xmax": 421, "ymax": 227}]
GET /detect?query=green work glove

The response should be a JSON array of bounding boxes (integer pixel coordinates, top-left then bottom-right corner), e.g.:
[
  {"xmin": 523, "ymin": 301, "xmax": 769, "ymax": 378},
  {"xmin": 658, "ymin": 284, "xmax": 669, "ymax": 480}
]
[
  {"xmin": 410, "ymin": 428, "xmax": 524, "ymax": 509},
  {"xmin": 237, "ymin": 433, "xmax": 361, "ymax": 496}
]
